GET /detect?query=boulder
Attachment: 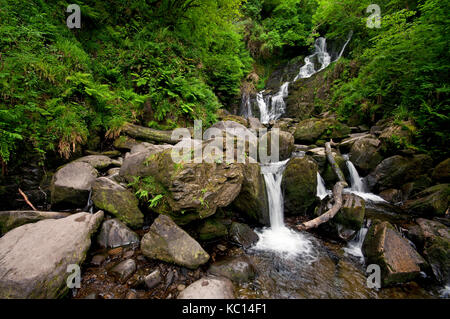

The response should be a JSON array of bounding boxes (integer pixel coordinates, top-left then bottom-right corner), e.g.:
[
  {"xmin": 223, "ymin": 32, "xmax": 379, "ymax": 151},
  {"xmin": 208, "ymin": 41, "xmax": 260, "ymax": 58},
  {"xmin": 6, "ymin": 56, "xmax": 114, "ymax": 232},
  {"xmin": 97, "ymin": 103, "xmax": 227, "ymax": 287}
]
[
  {"xmin": 282, "ymin": 157, "xmax": 318, "ymax": 216},
  {"xmin": 50, "ymin": 162, "xmax": 98, "ymax": 209},
  {"xmin": 432, "ymin": 158, "xmax": 450, "ymax": 183},
  {"xmin": 362, "ymin": 220, "xmax": 427, "ymax": 286},
  {"xmin": 294, "ymin": 118, "xmax": 350, "ymax": 144},
  {"xmin": 113, "ymin": 136, "xmax": 140, "ymax": 151},
  {"xmin": 379, "ymin": 121, "xmax": 415, "ymax": 154},
  {"xmin": 349, "ymin": 137, "xmax": 383, "ymax": 175},
  {"xmin": 144, "ymin": 269, "xmax": 162, "ymax": 290},
  {"xmin": 270, "ymin": 118, "xmax": 297, "ymax": 135},
  {"xmin": 74, "ymin": 155, "xmax": 116, "ymax": 170},
  {"xmin": 141, "ymin": 215, "xmax": 210, "ymax": 269},
  {"xmin": 208, "ymin": 256, "xmax": 256, "ymax": 283},
  {"xmin": 407, "ymin": 218, "xmax": 449, "ymax": 284},
  {"xmin": 366, "ymin": 154, "xmax": 433, "ymax": 192},
  {"xmin": 258, "ymin": 130, "xmax": 294, "ymax": 162},
  {"xmin": 177, "ymin": 276, "xmax": 235, "ymax": 299},
  {"xmin": 109, "ymin": 259, "xmax": 136, "ymax": 284},
  {"xmin": 121, "ymin": 147, "xmax": 244, "ymax": 225},
  {"xmin": 379, "ymin": 189, "xmax": 403, "ymax": 204},
  {"xmin": 232, "ymin": 163, "xmax": 270, "ymax": 225},
  {"xmin": 97, "ymin": 218, "xmax": 140, "ymax": 248},
  {"xmin": 248, "ymin": 117, "xmax": 265, "ymax": 133},
  {"xmin": 403, "ymin": 184, "xmax": 449, "ymax": 217},
  {"xmin": 229, "ymin": 222, "xmax": 259, "ymax": 248},
  {"xmin": 196, "ymin": 217, "xmax": 228, "ymax": 241},
  {"xmin": 0, "ymin": 211, "xmax": 70, "ymax": 235},
  {"xmin": 0, "ymin": 211, "xmax": 104, "ymax": 298},
  {"xmin": 91, "ymin": 177, "xmax": 144, "ymax": 229},
  {"xmin": 401, "ymin": 175, "xmax": 433, "ymax": 200},
  {"xmin": 339, "ymin": 133, "xmax": 373, "ymax": 153}
]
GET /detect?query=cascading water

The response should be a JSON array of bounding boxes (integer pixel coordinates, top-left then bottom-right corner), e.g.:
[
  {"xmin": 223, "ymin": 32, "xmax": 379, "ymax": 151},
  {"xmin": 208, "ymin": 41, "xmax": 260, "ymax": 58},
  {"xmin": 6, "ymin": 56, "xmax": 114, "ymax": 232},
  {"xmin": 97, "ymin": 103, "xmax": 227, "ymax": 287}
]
[
  {"xmin": 240, "ymin": 91, "xmax": 252, "ymax": 118},
  {"xmin": 316, "ymin": 172, "xmax": 331, "ymax": 200},
  {"xmin": 253, "ymin": 160, "xmax": 314, "ymax": 258},
  {"xmin": 344, "ymin": 157, "xmax": 386, "ymax": 202},
  {"xmin": 255, "ymin": 34, "xmax": 352, "ymax": 124},
  {"xmin": 344, "ymin": 226, "xmax": 368, "ymax": 262}
]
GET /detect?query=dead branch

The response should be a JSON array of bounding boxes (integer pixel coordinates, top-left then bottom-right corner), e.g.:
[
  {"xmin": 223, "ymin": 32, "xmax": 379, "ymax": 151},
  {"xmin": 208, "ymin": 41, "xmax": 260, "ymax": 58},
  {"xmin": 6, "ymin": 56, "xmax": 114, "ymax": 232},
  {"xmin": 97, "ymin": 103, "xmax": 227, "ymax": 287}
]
[{"xmin": 18, "ymin": 188, "xmax": 37, "ymax": 211}]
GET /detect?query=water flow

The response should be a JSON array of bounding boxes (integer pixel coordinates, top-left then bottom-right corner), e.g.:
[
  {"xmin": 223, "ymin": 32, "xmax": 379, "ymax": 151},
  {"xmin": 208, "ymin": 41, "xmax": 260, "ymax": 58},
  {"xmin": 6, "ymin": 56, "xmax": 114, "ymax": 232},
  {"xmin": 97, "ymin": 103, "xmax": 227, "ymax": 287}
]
[
  {"xmin": 316, "ymin": 172, "xmax": 331, "ymax": 200},
  {"xmin": 253, "ymin": 160, "xmax": 314, "ymax": 258},
  {"xmin": 294, "ymin": 37, "xmax": 331, "ymax": 81},
  {"xmin": 344, "ymin": 227, "xmax": 368, "ymax": 262},
  {"xmin": 240, "ymin": 91, "xmax": 252, "ymax": 118},
  {"xmin": 345, "ymin": 158, "xmax": 386, "ymax": 202},
  {"xmin": 257, "ymin": 82, "xmax": 289, "ymax": 124}
]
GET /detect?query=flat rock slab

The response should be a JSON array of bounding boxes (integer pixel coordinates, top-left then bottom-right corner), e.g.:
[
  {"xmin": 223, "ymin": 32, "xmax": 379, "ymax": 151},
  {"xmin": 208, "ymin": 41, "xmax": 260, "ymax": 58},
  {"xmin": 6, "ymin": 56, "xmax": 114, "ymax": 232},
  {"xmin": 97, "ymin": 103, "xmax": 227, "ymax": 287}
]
[
  {"xmin": 141, "ymin": 215, "xmax": 209, "ymax": 269},
  {"xmin": 0, "ymin": 211, "xmax": 103, "ymax": 298},
  {"xmin": 177, "ymin": 276, "xmax": 235, "ymax": 299},
  {"xmin": 0, "ymin": 211, "xmax": 71, "ymax": 235}
]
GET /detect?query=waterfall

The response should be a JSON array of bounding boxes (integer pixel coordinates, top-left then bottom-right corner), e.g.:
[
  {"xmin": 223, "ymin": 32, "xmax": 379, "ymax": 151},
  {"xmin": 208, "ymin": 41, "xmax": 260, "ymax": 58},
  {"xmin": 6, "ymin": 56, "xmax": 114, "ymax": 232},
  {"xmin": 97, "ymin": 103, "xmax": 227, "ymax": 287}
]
[
  {"xmin": 344, "ymin": 158, "xmax": 386, "ymax": 202},
  {"xmin": 253, "ymin": 160, "xmax": 314, "ymax": 259},
  {"xmin": 336, "ymin": 31, "xmax": 353, "ymax": 61},
  {"xmin": 344, "ymin": 226, "xmax": 368, "ymax": 262},
  {"xmin": 240, "ymin": 91, "xmax": 252, "ymax": 118},
  {"xmin": 294, "ymin": 37, "xmax": 331, "ymax": 81},
  {"xmin": 257, "ymin": 82, "xmax": 289, "ymax": 124},
  {"xmin": 316, "ymin": 172, "xmax": 331, "ymax": 200}
]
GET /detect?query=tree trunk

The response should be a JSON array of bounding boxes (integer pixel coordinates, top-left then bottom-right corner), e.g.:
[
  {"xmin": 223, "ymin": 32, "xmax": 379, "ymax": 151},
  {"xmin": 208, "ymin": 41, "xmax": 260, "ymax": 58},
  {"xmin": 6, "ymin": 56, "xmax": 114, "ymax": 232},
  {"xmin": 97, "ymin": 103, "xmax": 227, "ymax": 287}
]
[{"xmin": 122, "ymin": 123, "xmax": 181, "ymax": 145}]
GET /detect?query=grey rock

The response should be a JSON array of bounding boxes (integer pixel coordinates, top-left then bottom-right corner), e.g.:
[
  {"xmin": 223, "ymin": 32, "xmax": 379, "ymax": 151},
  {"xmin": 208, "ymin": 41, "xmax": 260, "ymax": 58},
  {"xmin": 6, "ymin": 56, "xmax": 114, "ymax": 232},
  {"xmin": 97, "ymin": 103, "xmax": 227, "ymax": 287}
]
[
  {"xmin": 97, "ymin": 218, "xmax": 140, "ymax": 248},
  {"xmin": 229, "ymin": 222, "xmax": 259, "ymax": 249},
  {"xmin": 144, "ymin": 269, "xmax": 162, "ymax": 290},
  {"xmin": 208, "ymin": 256, "xmax": 256, "ymax": 283},
  {"xmin": 177, "ymin": 276, "xmax": 235, "ymax": 299},
  {"xmin": 0, "ymin": 210, "xmax": 70, "ymax": 235},
  {"xmin": 109, "ymin": 259, "xmax": 136, "ymax": 284}
]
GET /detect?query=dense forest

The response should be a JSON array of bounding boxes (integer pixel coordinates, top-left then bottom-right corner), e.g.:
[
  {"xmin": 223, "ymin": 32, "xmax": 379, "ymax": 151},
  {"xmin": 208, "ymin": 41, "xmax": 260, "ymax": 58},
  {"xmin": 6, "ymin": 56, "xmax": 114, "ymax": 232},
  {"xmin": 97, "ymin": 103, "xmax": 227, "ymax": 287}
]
[{"xmin": 1, "ymin": 0, "xmax": 448, "ymax": 170}]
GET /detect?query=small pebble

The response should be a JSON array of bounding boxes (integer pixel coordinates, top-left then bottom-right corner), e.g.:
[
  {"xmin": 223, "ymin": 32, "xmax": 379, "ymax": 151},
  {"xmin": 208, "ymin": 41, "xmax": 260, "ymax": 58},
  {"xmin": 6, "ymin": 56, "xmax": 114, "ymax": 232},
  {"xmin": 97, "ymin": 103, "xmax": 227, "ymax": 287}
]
[{"xmin": 177, "ymin": 284, "xmax": 186, "ymax": 291}]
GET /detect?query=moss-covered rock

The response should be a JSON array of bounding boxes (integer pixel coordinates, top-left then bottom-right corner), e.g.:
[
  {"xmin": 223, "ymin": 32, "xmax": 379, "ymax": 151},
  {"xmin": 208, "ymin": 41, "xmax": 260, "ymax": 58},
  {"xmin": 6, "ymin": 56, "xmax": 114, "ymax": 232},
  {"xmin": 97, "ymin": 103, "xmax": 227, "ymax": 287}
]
[
  {"xmin": 282, "ymin": 156, "xmax": 318, "ymax": 216},
  {"xmin": 229, "ymin": 222, "xmax": 259, "ymax": 248},
  {"xmin": 403, "ymin": 184, "xmax": 450, "ymax": 217},
  {"xmin": 432, "ymin": 158, "xmax": 450, "ymax": 183},
  {"xmin": 0, "ymin": 211, "xmax": 70, "ymax": 236},
  {"xmin": 196, "ymin": 217, "xmax": 228, "ymax": 241},
  {"xmin": 258, "ymin": 130, "xmax": 294, "ymax": 162},
  {"xmin": 208, "ymin": 256, "xmax": 256, "ymax": 283},
  {"xmin": 141, "ymin": 215, "xmax": 210, "ymax": 269},
  {"xmin": 294, "ymin": 118, "xmax": 350, "ymax": 144},
  {"xmin": 362, "ymin": 220, "xmax": 427, "ymax": 287},
  {"xmin": 232, "ymin": 163, "xmax": 269, "ymax": 225},
  {"xmin": 349, "ymin": 137, "xmax": 383, "ymax": 175},
  {"xmin": 91, "ymin": 177, "xmax": 144, "ymax": 229}
]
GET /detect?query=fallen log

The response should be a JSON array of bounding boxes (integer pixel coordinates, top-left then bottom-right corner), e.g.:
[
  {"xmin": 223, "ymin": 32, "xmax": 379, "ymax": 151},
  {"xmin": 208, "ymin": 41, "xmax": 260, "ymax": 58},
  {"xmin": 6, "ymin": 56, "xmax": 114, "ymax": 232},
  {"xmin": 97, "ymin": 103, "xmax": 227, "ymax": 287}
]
[
  {"xmin": 297, "ymin": 141, "xmax": 348, "ymax": 231},
  {"xmin": 18, "ymin": 188, "xmax": 37, "ymax": 211},
  {"xmin": 122, "ymin": 123, "xmax": 181, "ymax": 145}
]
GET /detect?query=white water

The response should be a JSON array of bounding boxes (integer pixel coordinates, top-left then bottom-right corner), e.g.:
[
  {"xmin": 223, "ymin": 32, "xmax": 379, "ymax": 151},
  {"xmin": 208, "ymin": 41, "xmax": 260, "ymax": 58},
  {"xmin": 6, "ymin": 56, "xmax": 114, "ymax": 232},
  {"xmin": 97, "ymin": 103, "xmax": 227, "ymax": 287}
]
[
  {"xmin": 344, "ymin": 227, "xmax": 368, "ymax": 262},
  {"xmin": 240, "ymin": 91, "xmax": 252, "ymax": 118},
  {"xmin": 294, "ymin": 37, "xmax": 331, "ymax": 81},
  {"xmin": 257, "ymin": 82, "xmax": 289, "ymax": 124},
  {"xmin": 253, "ymin": 160, "xmax": 314, "ymax": 259},
  {"xmin": 316, "ymin": 172, "xmax": 331, "ymax": 200},
  {"xmin": 344, "ymin": 159, "xmax": 386, "ymax": 203}
]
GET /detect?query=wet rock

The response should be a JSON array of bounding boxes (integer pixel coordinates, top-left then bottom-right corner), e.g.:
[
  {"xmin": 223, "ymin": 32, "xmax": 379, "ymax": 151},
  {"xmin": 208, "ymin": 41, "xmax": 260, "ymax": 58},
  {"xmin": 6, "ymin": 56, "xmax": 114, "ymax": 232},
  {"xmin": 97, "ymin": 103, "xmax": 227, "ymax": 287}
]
[
  {"xmin": 109, "ymin": 259, "xmax": 136, "ymax": 284},
  {"xmin": 91, "ymin": 254, "xmax": 107, "ymax": 266},
  {"xmin": 282, "ymin": 156, "xmax": 318, "ymax": 216},
  {"xmin": 0, "ymin": 211, "xmax": 104, "ymax": 298},
  {"xmin": 141, "ymin": 215, "xmax": 210, "ymax": 269},
  {"xmin": 177, "ymin": 276, "xmax": 235, "ymax": 299},
  {"xmin": 366, "ymin": 155, "xmax": 433, "ymax": 192},
  {"xmin": 294, "ymin": 118, "xmax": 350, "ymax": 144},
  {"xmin": 196, "ymin": 217, "xmax": 228, "ymax": 241},
  {"xmin": 407, "ymin": 218, "xmax": 449, "ymax": 284},
  {"xmin": 208, "ymin": 256, "xmax": 256, "ymax": 283},
  {"xmin": 50, "ymin": 161, "xmax": 98, "ymax": 209},
  {"xmin": 232, "ymin": 163, "xmax": 270, "ymax": 225},
  {"xmin": 403, "ymin": 184, "xmax": 449, "ymax": 217},
  {"xmin": 401, "ymin": 175, "xmax": 433, "ymax": 200},
  {"xmin": 379, "ymin": 121, "xmax": 415, "ymax": 155},
  {"xmin": 144, "ymin": 269, "xmax": 162, "ymax": 290},
  {"xmin": 229, "ymin": 222, "xmax": 259, "ymax": 248},
  {"xmin": 432, "ymin": 158, "xmax": 450, "ymax": 183},
  {"xmin": 0, "ymin": 211, "xmax": 70, "ymax": 235},
  {"xmin": 248, "ymin": 117, "xmax": 264, "ymax": 132},
  {"xmin": 362, "ymin": 220, "xmax": 427, "ymax": 286},
  {"xmin": 165, "ymin": 269, "xmax": 174, "ymax": 288},
  {"xmin": 271, "ymin": 118, "xmax": 297, "ymax": 135},
  {"xmin": 379, "ymin": 189, "xmax": 403, "ymax": 204},
  {"xmin": 339, "ymin": 133, "xmax": 373, "ymax": 153},
  {"xmin": 91, "ymin": 177, "xmax": 144, "ymax": 229},
  {"xmin": 121, "ymin": 147, "xmax": 244, "ymax": 225},
  {"xmin": 113, "ymin": 136, "xmax": 140, "ymax": 151},
  {"xmin": 349, "ymin": 137, "xmax": 383, "ymax": 175},
  {"xmin": 258, "ymin": 130, "xmax": 294, "ymax": 162},
  {"xmin": 97, "ymin": 219, "xmax": 140, "ymax": 248},
  {"xmin": 74, "ymin": 155, "xmax": 116, "ymax": 170}
]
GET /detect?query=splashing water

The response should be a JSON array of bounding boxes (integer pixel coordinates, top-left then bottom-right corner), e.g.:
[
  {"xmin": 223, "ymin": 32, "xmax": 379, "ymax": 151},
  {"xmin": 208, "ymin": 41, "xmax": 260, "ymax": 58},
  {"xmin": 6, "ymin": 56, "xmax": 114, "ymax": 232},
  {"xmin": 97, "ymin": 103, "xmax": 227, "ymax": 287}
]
[
  {"xmin": 344, "ymin": 227, "xmax": 368, "ymax": 263},
  {"xmin": 316, "ymin": 172, "xmax": 331, "ymax": 200},
  {"xmin": 240, "ymin": 91, "xmax": 253, "ymax": 118},
  {"xmin": 253, "ymin": 160, "xmax": 315, "ymax": 259},
  {"xmin": 345, "ymin": 159, "xmax": 386, "ymax": 203},
  {"xmin": 257, "ymin": 82, "xmax": 289, "ymax": 124}
]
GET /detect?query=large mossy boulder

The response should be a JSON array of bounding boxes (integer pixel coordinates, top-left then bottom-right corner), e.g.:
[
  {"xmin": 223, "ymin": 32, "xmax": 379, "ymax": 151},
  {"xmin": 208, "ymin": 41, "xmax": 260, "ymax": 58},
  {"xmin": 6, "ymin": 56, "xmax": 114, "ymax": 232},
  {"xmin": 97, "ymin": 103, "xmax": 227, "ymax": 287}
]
[
  {"xmin": 282, "ymin": 157, "xmax": 318, "ymax": 216},
  {"xmin": 232, "ymin": 163, "xmax": 269, "ymax": 225},
  {"xmin": 141, "ymin": 215, "xmax": 210, "ymax": 269},
  {"xmin": 432, "ymin": 158, "xmax": 450, "ymax": 183},
  {"xmin": 196, "ymin": 217, "xmax": 228, "ymax": 241},
  {"xmin": 366, "ymin": 154, "xmax": 433, "ymax": 192},
  {"xmin": 362, "ymin": 220, "xmax": 427, "ymax": 286},
  {"xmin": 258, "ymin": 130, "xmax": 294, "ymax": 162},
  {"xmin": 403, "ymin": 184, "xmax": 449, "ymax": 217},
  {"xmin": 91, "ymin": 177, "xmax": 144, "ymax": 229},
  {"xmin": 408, "ymin": 218, "xmax": 450, "ymax": 284},
  {"xmin": 120, "ymin": 146, "xmax": 244, "ymax": 225},
  {"xmin": 0, "ymin": 211, "xmax": 103, "ymax": 298},
  {"xmin": 50, "ymin": 161, "xmax": 98, "ymax": 209},
  {"xmin": 294, "ymin": 118, "xmax": 350, "ymax": 144},
  {"xmin": 349, "ymin": 137, "xmax": 383, "ymax": 175}
]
